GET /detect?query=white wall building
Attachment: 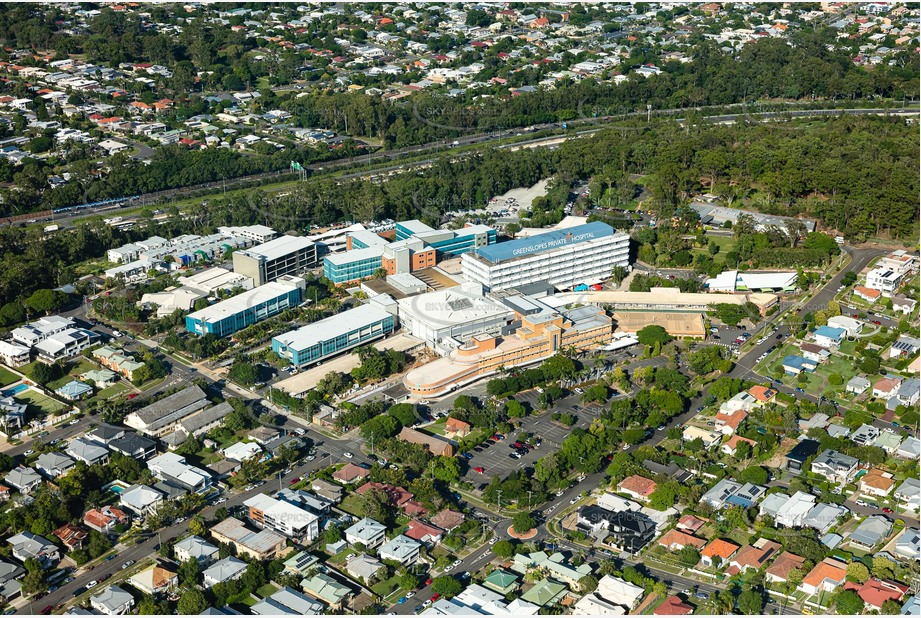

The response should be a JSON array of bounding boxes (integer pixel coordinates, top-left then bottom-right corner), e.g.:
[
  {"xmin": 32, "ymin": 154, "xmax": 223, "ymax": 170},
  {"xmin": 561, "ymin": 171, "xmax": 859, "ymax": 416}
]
[{"xmin": 461, "ymin": 222, "xmax": 629, "ymax": 292}]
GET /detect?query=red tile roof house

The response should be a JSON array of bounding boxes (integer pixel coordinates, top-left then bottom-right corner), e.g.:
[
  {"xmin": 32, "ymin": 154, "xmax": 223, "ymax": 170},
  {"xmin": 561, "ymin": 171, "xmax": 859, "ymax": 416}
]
[
  {"xmin": 700, "ymin": 538, "xmax": 740, "ymax": 568},
  {"xmin": 654, "ymin": 596, "xmax": 694, "ymax": 615},
  {"xmin": 444, "ymin": 417, "xmax": 471, "ymax": 438},
  {"xmin": 726, "ymin": 539, "xmax": 781, "ymax": 575},
  {"xmin": 617, "ymin": 475, "xmax": 657, "ymax": 502},
  {"xmin": 721, "ymin": 435, "xmax": 757, "ymax": 457},
  {"xmin": 748, "ymin": 385, "xmax": 776, "ymax": 403},
  {"xmin": 765, "ymin": 552, "xmax": 806, "ymax": 585},
  {"xmin": 853, "ymin": 286, "xmax": 882, "ymax": 303},
  {"xmin": 83, "ymin": 506, "xmax": 129, "ymax": 533},
  {"xmin": 53, "ymin": 523, "xmax": 89, "ymax": 551},
  {"xmin": 357, "ymin": 482, "xmax": 427, "ymax": 516},
  {"xmin": 676, "ymin": 515, "xmax": 705, "ymax": 533},
  {"xmin": 798, "ymin": 557, "xmax": 848, "ymax": 596},
  {"xmin": 430, "ymin": 509, "xmax": 464, "ymax": 531},
  {"xmin": 405, "ymin": 519, "xmax": 444, "ymax": 545},
  {"xmin": 872, "ymin": 376, "xmax": 903, "ymax": 399},
  {"xmin": 332, "ymin": 463, "xmax": 370, "ymax": 484},
  {"xmin": 657, "ymin": 529, "xmax": 706, "ymax": 551},
  {"xmin": 714, "ymin": 409, "xmax": 747, "ymax": 435},
  {"xmin": 843, "ymin": 578, "xmax": 909, "ymax": 611}
]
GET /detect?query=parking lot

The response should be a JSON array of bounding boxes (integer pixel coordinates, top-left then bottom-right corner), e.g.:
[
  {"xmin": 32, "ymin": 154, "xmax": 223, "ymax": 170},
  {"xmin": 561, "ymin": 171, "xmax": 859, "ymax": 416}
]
[{"xmin": 459, "ymin": 390, "xmax": 602, "ymax": 490}]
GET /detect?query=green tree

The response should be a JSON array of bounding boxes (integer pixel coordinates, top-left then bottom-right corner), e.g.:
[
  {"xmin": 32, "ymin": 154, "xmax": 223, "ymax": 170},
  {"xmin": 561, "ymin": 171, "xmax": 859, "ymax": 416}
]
[
  {"xmin": 512, "ymin": 512, "xmax": 536, "ymax": 533},
  {"xmin": 737, "ymin": 588, "xmax": 765, "ymax": 615},
  {"xmin": 739, "ymin": 466, "xmax": 769, "ymax": 485},
  {"xmin": 31, "ymin": 361, "xmax": 61, "ymax": 385},
  {"xmin": 846, "ymin": 562, "xmax": 869, "ymax": 583},
  {"xmin": 578, "ymin": 574, "xmax": 599, "ymax": 593},
  {"xmin": 637, "ymin": 325, "xmax": 673, "ymax": 346},
  {"xmin": 492, "ymin": 539, "xmax": 515, "ymax": 558},
  {"xmin": 431, "ymin": 576, "xmax": 463, "ymax": 598},
  {"xmin": 834, "ymin": 590, "xmax": 864, "ymax": 615},
  {"xmin": 177, "ymin": 588, "xmax": 208, "ymax": 615},
  {"xmin": 399, "ymin": 572, "xmax": 420, "ymax": 591}
]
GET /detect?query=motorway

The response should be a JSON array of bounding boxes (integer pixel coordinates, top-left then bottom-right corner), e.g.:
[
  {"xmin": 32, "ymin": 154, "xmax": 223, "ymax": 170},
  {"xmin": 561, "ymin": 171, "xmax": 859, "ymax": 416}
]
[{"xmin": 28, "ymin": 105, "xmax": 919, "ymax": 231}]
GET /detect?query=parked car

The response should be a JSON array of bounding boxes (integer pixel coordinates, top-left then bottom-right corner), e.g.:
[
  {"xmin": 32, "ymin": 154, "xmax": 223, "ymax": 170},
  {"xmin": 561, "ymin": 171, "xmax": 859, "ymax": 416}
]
[
  {"xmin": 122, "ymin": 561, "xmax": 134, "ymax": 569},
  {"xmin": 343, "ymin": 452, "xmax": 353, "ymax": 459},
  {"xmin": 474, "ymin": 467, "xmax": 485, "ymax": 473}
]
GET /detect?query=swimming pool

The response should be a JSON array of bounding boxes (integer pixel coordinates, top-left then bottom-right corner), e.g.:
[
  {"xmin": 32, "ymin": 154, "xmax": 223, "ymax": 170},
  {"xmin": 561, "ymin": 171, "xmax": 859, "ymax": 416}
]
[
  {"xmin": 109, "ymin": 485, "xmax": 124, "ymax": 494},
  {"xmin": 1, "ymin": 384, "xmax": 28, "ymax": 397}
]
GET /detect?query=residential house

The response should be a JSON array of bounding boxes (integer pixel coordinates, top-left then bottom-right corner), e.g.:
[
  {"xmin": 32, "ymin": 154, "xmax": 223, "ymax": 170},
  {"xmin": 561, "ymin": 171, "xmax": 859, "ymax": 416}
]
[
  {"xmin": 430, "ymin": 509, "xmax": 464, "ymax": 531},
  {"xmin": 854, "ymin": 286, "xmax": 882, "ymax": 303},
  {"xmin": 90, "ymin": 585, "xmax": 135, "ymax": 615},
  {"xmin": 849, "ymin": 515, "xmax": 892, "ymax": 550},
  {"xmin": 654, "ymin": 596, "xmax": 694, "ymax": 615},
  {"xmin": 379, "ymin": 535, "xmax": 421, "ymax": 566},
  {"xmin": 67, "ymin": 438, "xmax": 110, "ymax": 466},
  {"xmin": 108, "ymin": 434, "xmax": 157, "ymax": 460},
  {"xmin": 444, "ymin": 417, "xmax": 471, "ymax": 438},
  {"xmin": 147, "ymin": 453, "xmax": 211, "ymax": 494},
  {"xmin": 210, "ymin": 518, "xmax": 287, "ymax": 561},
  {"xmin": 782, "ymin": 355, "xmax": 818, "ymax": 375},
  {"xmin": 119, "ymin": 484, "xmax": 164, "ymax": 515},
  {"xmin": 55, "ymin": 380, "xmax": 93, "ymax": 401},
  {"xmin": 721, "ymin": 434, "xmax": 757, "ymax": 457},
  {"xmin": 129, "ymin": 563, "xmax": 178, "ymax": 596},
  {"xmin": 813, "ymin": 326, "xmax": 846, "ymax": 349},
  {"xmin": 332, "ymin": 463, "xmax": 370, "ymax": 484},
  {"xmin": 892, "ymin": 378, "xmax": 920, "ymax": 409},
  {"xmin": 397, "ymin": 427, "xmax": 454, "ymax": 457},
  {"xmin": 405, "ymin": 519, "xmax": 443, "ymax": 545},
  {"xmin": 714, "ymin": 408, "xmax": 747, "ymax": 436},
  {"xmin": 676, "ymin": 515, "xmax": 706, "ymax": 534},
  {"xmin": 250, "ymin": 586, "xmax": 325, "ymax": 615},
  {"xmin": 203, "ymin": 556, "xmax": 248, "ymax": 587},
  {"xmin": 846, "ymin": 376, "xmax": 871, "ymax": 395},
  {"xmin": 785, "ymin": 439, "xmax": 820, "ymax": 473},
  {"xmin": 726, "ymin": 539, "xmax": 781, "ymax": 575},
  {"xmin": 844, "ymin": 578, "xmax": 909, "ymax": 612},
  {"xmin": 811, "ymin": 450, "xmax": 859, "ymax": 484},
  {"xmin": 52, "ymin": 523, "xmax": 88, "ymax": 551},
  {"xmin": 895, "ymin": 478, "xmax": 920, "ymax": 511},
  {"xmin": 827, "ymin": 315, "xmax": 863, "ymax": 336},
  {"xmin": 799, "ymin": 343, "xmax": 831, "ymax": 364},
  {"xmin": 243, "ymin": 493, "xmax": 319, "ymax": 541},
  {"xmin": 891, "ymin": 296, "xmax": 917, "ymax": 315},
  {"xmin": 896, "ymin": 437, "xmax": 921, "ymax": 460},
  {"xmin": 173, "ymin": 536, "xmax": 219, "ymax": 566},
  {"xmin": 35, "ymin": 451, "xmax": 76, "ymax": 479},
  {"xmin": 482, "ymin": 569, "xmax": 519, "ymax": 595},
  {"xmin": 894, "ymin": 528, "xmax": 919, "ymax": 562},
  {"xmin": 799, "ymin": 558, "xmax": 848, "ymax": 596},
  {"xmin": 765, "ymin": 552, "xmax": 806, "ymax": 585},
  {"xmin": 657, "ymin": 529, "xmax": 705, "ymax": 552},
  {"xmin": 7, "ymin": 531, "xmax": 59, "ymax": 568},
  {"xmin": 851, "ymin": 423, "xmax": 881, "ymax": 446},
  {"xmin": 595, "ymin": 574, "xmax": 645, "ymax": 609},
  {"xmin": 888, "ymin": 336, "xmax": 920, "ymax": 360},
  {"xmin": 681, "ymin": 426, "xmax": 722, "ymax": 448},
  {"xmin": 520, "ymin": 578, "xmax": 568, "ymax": 607},
  {"xmin": 5, "ymin": 466, "xmax": 42, "ymax": 494},
  {"xmin": 617, "ymin": 475, "xmax": 657, "ymax": 502},
  {"xmin": 300, "ymin": 573, "xmax": 352, "ymax": 608},
  {"xmin": 342, "ymin": 517, "xmax": 386, "ymax": 550},
  {"xmin": 345, "ymin": 554, "xmax": 384, "ymax": 583},
  {"xmin": 223, "ymin": 441, "xmax": 262, "ymax": 462},
  {"xmin": 84, "ymin": 506, "xmax": 129, "ymax": 533},
  {"xmin": 700, "ymin": 538, "xmax": 740, "ymax": 568},
  {"xmin": 873, "ymin": 376, "xmax": 903, "ymax": 399},
  {"xmin": 310, "ymin": 479, "xmax": 343, "ymax": 503}
]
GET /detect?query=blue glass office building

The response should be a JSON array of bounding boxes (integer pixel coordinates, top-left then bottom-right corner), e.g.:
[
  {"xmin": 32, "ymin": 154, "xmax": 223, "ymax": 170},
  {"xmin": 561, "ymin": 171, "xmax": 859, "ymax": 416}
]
[
  {"xmin": 323, "ymin": 247, "xmax": 385, "ymax": 285},
  {"xmin": 185, "ymin": 278, "xmax": 304, "ymax": 338},
  {"xmin": 272, "ymin": 304, "xmax": 396, "ymax": 367}
]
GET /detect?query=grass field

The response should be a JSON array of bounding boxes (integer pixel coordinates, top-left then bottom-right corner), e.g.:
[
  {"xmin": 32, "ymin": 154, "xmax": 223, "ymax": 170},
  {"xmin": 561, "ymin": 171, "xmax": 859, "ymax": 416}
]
[
  {"xmin": 338, "ymin": 494, "xmax": 365, "ymax": 517},
  {"xmin": 692, "ymin": 234, "xmax": 737, "ymax": 257},
  {"xmin": 371, "ymin": 575, "xmax": 403, "ymax": 600},
  {"xmin": 95, "ymin": 382, "xmax": 130, "ymax": 399},
  {"xmin": 0, "ymin": 367, "xmax": 20, "ymax": 387},
  {"xmin": 255, "ymin": 583, "xmax": 279, "ymax": 599}
]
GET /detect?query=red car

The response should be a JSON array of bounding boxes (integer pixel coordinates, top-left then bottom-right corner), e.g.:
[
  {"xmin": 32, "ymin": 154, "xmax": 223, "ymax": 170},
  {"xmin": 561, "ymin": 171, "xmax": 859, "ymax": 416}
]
[
  {"xmin": 289, "ymin": 477, "xmax": 300, "ymax": 484},
  {"xmin": 127, "ymin": 393, "xmax": 138, "ymax": 399},
  {"xmin": 883, "ymin": 507, "xmax": 894, "ymax": 514},
  {"xmin": 474, "ymin": 467, "xmax": 485, "ymax": 474},
  {"xmin": 852, "ymin": 314, "xmax": 860, "ymax": 318},
  {"xmin": 873, "ymin": 320, "xmax": 882, "ymax": 325},
  {"xmin": 40, "ymin": 606, "xmax": 53, "ymax": 615},
  {"xmin": 431, "ymin": 594, "xmax": 441, "ymax": 602},
  {"xmin": 425, "ymin": 578, "xmax": 433, "ymax": 586}
]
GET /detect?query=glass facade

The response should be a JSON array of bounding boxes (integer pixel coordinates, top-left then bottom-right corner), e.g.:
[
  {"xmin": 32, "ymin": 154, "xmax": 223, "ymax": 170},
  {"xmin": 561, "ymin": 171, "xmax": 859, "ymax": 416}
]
[
  {"xmin": 185, "ymin": 287, "xmax": 302, "ymax": 338},
  {"xmin": 323, "ymin": 254, "xmax": 383, "ymax": 284},
  {"xmin": 272, "ymin": 314, "xmax": 396, "ymax": 366}
]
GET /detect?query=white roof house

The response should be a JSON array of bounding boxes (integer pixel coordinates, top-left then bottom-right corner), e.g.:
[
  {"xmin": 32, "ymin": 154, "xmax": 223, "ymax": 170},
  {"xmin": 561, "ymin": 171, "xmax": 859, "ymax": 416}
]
[
  {"xmin": 379, "ymin": 534, "xmax": 421, "ymax": 566},
  {"xmin": 119, "ymin": 484, "xmax": 164, "ymax": 515},
  {"xmin": 596, "ymin": 575, "xmax": 645, "ymax": 609},
  {"xmin": 90, "ymin": 585, "xmax": 135, "ymax": 615},
  {"xmin": 173, "ymin": 535, "xmax": 219, "ymax": 565},
  {"xmin": 345, "ymin": 518, "xmax": 387, "ymax": 548},
  {"xmin": 222, "ymin": 442, "xmax": 263, "ymax": 462},
  {"xmin": 203, "ymin": 556, "xmax": 248, "ymax": 586}
]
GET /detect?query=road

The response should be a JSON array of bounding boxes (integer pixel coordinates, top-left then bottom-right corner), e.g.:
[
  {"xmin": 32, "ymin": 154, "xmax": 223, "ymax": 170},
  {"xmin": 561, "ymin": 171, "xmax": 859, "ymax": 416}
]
[{"xmin": 26, "ymin": 105, "xmax": 918, "ymax": 231}]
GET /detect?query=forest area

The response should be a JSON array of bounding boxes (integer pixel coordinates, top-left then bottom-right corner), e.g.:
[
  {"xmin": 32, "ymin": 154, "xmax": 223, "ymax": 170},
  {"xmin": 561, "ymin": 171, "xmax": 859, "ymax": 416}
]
[{"xmin": 0, "ymin": 114, "xmax": 914, "ymax": 318}]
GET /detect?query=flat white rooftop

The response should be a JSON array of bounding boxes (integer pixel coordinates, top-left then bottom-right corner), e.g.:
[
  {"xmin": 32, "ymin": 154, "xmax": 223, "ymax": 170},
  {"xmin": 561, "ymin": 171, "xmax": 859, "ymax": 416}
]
[
  {"xmin": 325, "ymin": 246, "xmax": 385, "ymax": 265},
  {"xmin": 187, "ymin": 279, "xmax": 301, "ymax": 323},
  {"xmin": 238, "ymin": 235, "xmax": 315, "ymax": 262},
  {"xmin": 274, "ymin": 304, "xmax": 392, "ymax": 351}
]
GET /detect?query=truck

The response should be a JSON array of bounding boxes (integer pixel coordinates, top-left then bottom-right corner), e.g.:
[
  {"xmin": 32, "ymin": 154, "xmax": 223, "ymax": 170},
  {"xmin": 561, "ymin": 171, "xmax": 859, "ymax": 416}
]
[
  {"xmin": 573, "ymin": 284, "xmax": 589, "ymax": 292},
  {"xmin": 43, "ymin": 224, "xmax": 59, "ymax": 233}
]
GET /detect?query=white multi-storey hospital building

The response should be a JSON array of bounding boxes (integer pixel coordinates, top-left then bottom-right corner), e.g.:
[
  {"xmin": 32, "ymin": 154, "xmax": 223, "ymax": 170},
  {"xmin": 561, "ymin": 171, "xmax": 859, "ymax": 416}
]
[{"xmin": 460, "ymin": 222, "xmax": 630, "ymax": 292}]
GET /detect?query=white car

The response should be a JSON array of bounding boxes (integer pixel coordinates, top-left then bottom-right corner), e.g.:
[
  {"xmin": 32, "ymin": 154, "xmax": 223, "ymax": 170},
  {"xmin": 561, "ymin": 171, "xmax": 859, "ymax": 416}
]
[
  {"xmin": 452, "ymin": 559, "xmax": 462, "ymax": 568},
  {"xmin": 343, "ymin": 452, "xmax": 353, "ymax": 459},
  {"xmin": 405, "ymin": 592, "xmax": 415, "ymax": 599},
  {"xmin": 555, "ymin": 490, "xmax": 564, "ymax": 497},
  {"xmin": 87, "ymin": 580, "xmax": 98, "ymax": 588},
  {"xmin": 570, "ymin": 497, "xmax": 579, "ymax": 505},
  {"xmin": 855, "ymin": 499, "xmax": 870, "ymax": 507},
  {"xmin": 422, "ymin": 600, "xmax": 433, "ymax": 608},
  {"xmin": 306, "ymin": 455, "xmax": 316, "ymax": 461},
  {"xmin": 489, "ymin": 537, "xmax": 498, "ymax": 545}
]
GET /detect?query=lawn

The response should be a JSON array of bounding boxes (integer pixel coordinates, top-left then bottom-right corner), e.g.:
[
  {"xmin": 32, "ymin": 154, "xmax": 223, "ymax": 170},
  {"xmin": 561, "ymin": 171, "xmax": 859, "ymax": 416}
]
[
  {"xmin": 338, "ymin": 494, "xmax": 365, "ymax": 517},
  {"xmin": 16, "ymin": 389, "xmax": 67, "ymax": 414},
  {"xmin": 692, "ymin": 234, "xmax": 737, "ymax": 257},
  {"xmin": 371, "ymin": 575, "xmax": 404, "ymax": 600},
  {"xmin": 95, "ymin": 382, "xmax": 130, "ymax": 399},
  {"xmin": 46, "ymin": 358, "xmax": 99, "ymax": 390},
  {"xmin": 0, "ymin": 367, "xmax": 20, "ymax": 387},
  {"xmin": 255, "ymin": 583, "xmax": 279, "ymax": 599}
]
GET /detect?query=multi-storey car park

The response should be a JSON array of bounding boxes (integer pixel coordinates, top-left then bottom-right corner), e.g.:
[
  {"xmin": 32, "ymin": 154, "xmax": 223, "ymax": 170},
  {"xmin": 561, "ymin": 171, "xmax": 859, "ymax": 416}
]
[{"xmin": 232, "ymin": 235, "xmax": 319, "ymax": 286}]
